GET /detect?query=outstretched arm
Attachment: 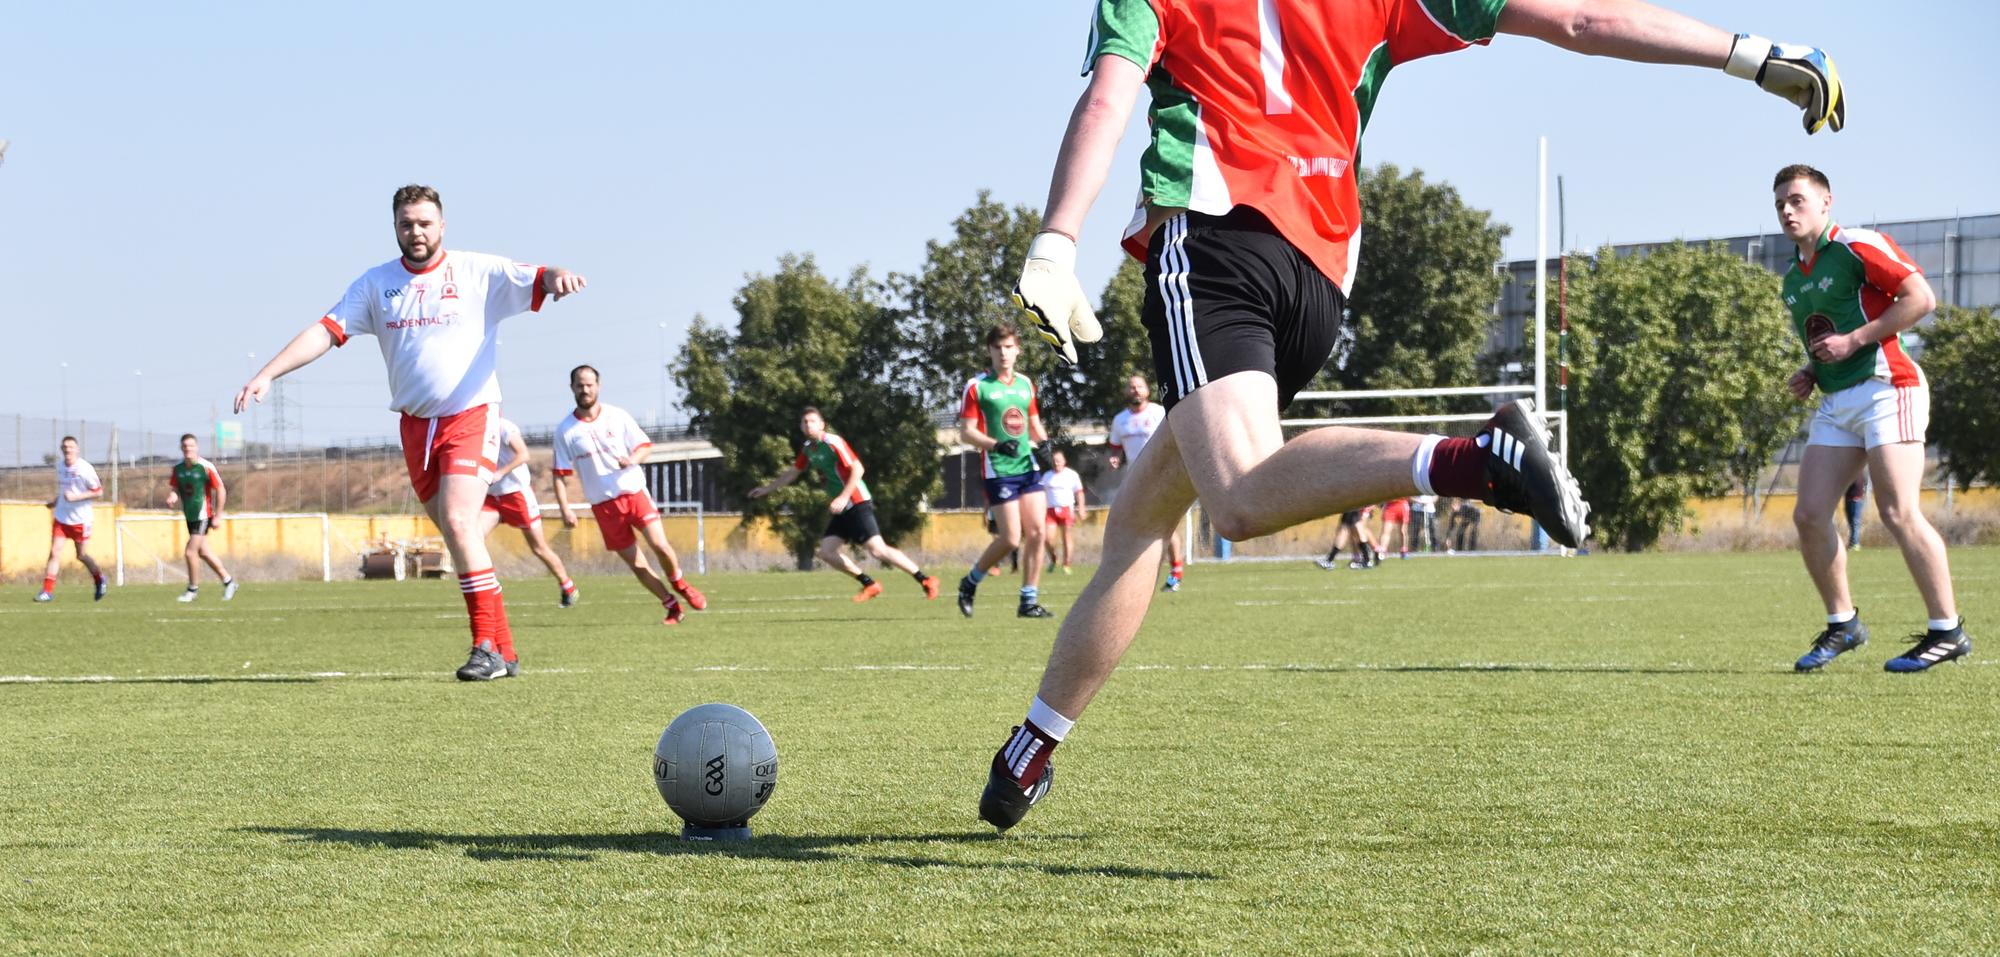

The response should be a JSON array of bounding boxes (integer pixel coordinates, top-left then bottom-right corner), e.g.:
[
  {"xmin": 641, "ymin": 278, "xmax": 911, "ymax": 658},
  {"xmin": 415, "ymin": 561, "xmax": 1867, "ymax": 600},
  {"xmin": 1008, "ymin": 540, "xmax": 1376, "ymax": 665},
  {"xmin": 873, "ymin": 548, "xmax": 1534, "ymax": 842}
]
[
  {"xmin": 235, "ymin": 322, "xmax": 334, "ymax": 414},
  {"xmin": 749, "ymin": 466, "xmax": 803, "ymax": 499}
]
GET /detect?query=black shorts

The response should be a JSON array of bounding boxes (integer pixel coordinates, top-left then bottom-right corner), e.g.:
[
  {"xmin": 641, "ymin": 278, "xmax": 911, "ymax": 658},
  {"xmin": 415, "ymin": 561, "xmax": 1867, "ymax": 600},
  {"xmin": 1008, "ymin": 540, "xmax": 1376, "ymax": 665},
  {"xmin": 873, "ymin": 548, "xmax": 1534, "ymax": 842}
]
[
  {"xmin": 1339, "ymin": 511, "xmax": 1363, "ymax": 527},
  {"xmin": 1143, "ymin": 206, "xmax": 1347, "ymax": 411},
  {"xmin": 823, "ymin": 500, "xmax": 881, "ymax": 545},
  {"xmin": 186, "ymin": 517, "xmax": 217, "ymax": 536}
]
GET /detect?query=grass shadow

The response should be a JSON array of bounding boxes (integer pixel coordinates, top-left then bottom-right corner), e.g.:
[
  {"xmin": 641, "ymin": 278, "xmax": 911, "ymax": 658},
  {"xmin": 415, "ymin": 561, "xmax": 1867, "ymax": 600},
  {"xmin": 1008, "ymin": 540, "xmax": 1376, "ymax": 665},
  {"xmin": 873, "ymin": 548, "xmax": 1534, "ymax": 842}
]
[{"xmin": 241, "ymin": 826, "xmax": 1216, "ymax": 881}]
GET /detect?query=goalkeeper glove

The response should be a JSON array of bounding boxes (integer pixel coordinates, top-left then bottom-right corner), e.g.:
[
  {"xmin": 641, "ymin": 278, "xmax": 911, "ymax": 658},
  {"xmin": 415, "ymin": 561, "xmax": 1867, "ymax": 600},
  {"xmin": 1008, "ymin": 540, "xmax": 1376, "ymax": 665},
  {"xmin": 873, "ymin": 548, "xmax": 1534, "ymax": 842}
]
[
  {"xmin": 992, "ymin": 439, "xmax": 1022, "ymax": 458},
  {"xmin": 1726, "ymin": 34, "xmax": 1845, "ymax": 134},
  {"xmin": 1012, "ymin": 232, "xmax": 1103, "ymax": 366}
]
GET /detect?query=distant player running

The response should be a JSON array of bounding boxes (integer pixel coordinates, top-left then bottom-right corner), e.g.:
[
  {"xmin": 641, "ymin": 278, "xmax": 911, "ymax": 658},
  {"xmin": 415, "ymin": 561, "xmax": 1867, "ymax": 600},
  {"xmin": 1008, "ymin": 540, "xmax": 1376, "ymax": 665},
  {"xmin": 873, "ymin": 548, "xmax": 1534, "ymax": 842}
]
[
  {"xmin": 236, "ymin": 184, "xmax": 586, "ymax": 681},
  {"xmin": 956, "ymin": 324, "xmax": 1055, "ymax": 620},
  {"xmin": 552, "ymin": 365, "xmax": 707, "ymax": 625},
  {"xmin": 1040, "ymin": 449, "xmax": 1086, "ymax": 574},
  {"xmin": 981, "ymin": 0, "xmax": 1844, "ymax": 830},
  {"xmin": 483, "ymin": 416, "xmax": 578, "ymax": 608},
  {"xmin": 1773, "ymin": 164, "xmax": 1966, "ymax": 673},
  {"xmin": 165, "ymin": 433, "xmax": 238, "ymax": 603},
  {"xmin": 36, "ymin": 436, "xmax": 105, "ymax": 602},
  {"xmin": 1108, "ymin": 375, "xmax": 1184, "ymax": 590},
  {"xmin": 748, "ymin": 406, "xmax": 940, "ymax": 602}
]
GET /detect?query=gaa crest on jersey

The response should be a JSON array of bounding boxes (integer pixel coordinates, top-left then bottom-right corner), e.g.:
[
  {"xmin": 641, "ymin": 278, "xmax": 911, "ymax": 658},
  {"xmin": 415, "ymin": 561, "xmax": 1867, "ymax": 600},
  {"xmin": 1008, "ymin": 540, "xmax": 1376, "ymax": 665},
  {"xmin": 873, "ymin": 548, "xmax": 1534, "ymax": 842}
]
[{"xmin": 1002, "ymin": 408, "xmax": 1028, "ymax": 437}]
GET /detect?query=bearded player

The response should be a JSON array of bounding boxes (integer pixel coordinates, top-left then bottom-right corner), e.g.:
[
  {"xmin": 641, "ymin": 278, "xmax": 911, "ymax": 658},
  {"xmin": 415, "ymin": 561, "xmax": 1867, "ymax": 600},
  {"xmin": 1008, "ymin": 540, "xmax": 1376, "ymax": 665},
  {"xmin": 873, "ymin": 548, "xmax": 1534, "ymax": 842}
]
[
  {"xmin": 1774, "ymin": 165, "xmax": 1965, "ymax": 673},
  {"xmin": 981, "ymin": 0, "xmax": 1844, "ymax": 830},
  {"xmin": 236, "ymin": 184, "xmax": 586, "ymax": 681}
]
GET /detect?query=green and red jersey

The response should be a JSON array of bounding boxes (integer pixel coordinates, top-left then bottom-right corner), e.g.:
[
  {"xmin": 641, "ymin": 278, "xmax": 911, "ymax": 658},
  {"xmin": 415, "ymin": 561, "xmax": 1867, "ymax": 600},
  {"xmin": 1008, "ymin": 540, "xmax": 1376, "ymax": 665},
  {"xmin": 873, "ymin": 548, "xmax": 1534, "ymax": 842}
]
[
  {"xmin": 960, "ymin": 372, "xmax": 1041, "ymax": 478},
  {"xmin": 795, "ymin": 433, "xmax": 872, "ymax": 506},
  {"xmin": 170, "ymin": 457, "xmax": 224, "ymax": 524},
  {"xmin": 1088, "ymin": 0, "xmax": 1506, "ymax": 294},
  {"xmin": 1782, "ymin": 223, "xmax": 1924, "ymax": 392}
]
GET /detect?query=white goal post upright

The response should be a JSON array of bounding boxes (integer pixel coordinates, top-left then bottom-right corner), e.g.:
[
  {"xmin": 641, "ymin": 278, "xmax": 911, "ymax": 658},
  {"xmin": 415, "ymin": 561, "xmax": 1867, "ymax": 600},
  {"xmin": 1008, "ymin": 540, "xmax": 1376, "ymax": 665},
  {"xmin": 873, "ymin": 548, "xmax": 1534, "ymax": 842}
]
[{"xmin": 114, "ymin": 512, "xmax": 333, "ymax": 586}]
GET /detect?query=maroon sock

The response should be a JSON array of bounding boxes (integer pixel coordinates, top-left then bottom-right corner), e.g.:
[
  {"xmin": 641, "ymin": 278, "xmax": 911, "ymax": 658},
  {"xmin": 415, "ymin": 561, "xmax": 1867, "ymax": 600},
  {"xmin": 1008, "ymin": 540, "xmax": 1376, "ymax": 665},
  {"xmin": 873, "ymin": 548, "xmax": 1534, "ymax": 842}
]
[
  {"xmin": 1427, "ymin": 436, "xmax": 1488, "ymax": 500},
  {"xmin": 995, "ymin": 722, "xmax": 1058, "ymax": 790}
]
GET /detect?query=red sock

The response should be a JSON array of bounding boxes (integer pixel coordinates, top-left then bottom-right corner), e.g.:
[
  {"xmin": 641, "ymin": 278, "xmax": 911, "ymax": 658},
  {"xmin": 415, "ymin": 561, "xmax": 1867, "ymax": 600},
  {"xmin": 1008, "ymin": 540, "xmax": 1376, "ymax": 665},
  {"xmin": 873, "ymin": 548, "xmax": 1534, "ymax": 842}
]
[
  {"xmin": 41, "ymin": 576, "xmax": 55, "ymax": 594},
  {"xmin": 997, "ymin": 721, "xmax": 1059, "ymax": 788},
  {"xmin": 1170, "ymin": 561, "xmax": 1184, "ymax": 576},
  {"xmin": 560, "ymin": 578, "xmax": 576, "ymax": 594},
  {"xmin": 1427, "ymin": 436, "xmax": 1488, "ymax": 500},
  {"xmin": 458, "ymin": 569, "xmax": 516, "ymax": 661}
]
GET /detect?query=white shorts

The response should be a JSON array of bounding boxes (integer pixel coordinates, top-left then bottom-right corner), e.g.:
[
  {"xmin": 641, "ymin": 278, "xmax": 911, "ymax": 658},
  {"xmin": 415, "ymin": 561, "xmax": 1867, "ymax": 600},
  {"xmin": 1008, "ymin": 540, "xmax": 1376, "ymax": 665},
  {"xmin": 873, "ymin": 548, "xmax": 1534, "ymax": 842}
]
[{"xmin": 1808, "ymin": 378, "xmax": 1928, "ymax": 450}]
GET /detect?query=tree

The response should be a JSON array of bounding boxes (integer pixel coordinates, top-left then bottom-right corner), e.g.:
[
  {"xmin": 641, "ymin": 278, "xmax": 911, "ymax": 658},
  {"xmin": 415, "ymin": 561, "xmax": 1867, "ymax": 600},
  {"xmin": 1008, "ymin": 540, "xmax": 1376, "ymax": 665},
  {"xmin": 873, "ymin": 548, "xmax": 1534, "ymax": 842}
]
[
  {"xmin": 1072, "ymin": 256, "xmax": 1154, "ymax": 428},
  {"xmin": 1563, "ymin": 242, "xmax": 1802, "ymax": 551},
  {"xmin": 1318, "ymin": 164, "xmax": 1510, "ymax": 415},
  {"xmin": 1919, "ymin": 305, "xmax": 2000, "ymax": 489},
  {"xmin": 674, "ymin": 255, "xmax": 940, "ymax": 563}
]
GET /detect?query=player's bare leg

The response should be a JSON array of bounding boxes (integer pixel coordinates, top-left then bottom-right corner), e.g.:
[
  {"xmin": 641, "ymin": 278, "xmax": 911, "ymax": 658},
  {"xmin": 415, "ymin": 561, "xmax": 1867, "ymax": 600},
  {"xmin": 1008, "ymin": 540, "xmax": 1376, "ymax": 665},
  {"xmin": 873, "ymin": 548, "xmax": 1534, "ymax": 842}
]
[
  {"xmin": 517, "ymin": 522, "xmax": 576, "ymax": 607},
  {"xmin": 197, "ymin": 538, "xmax": 232, "ymax": 584},
  {"xmin": 615, "ymin": 542, "xmax": 684, "ymax": 623},
  {"xmin": 430, "ymin": 474, "xmax": 517, "ymax": 677},
  {"xmin": 973, "ymin": 501, "xmax": 1025, "ymax": 576},
  {"xmin": 1162, "ymin": 516, "xmax": 1187, "ymax": 590},
  {"xmin": 1009, "ymin": 490, "xmax": 1052, "ymax": 617},
  {"xmin": 1793, "ymin": 444, "xmax": 1866, "ymax": 617},
  {"xmin": 1868, "ymin": 442, "xmax": 1957, "ymax": 621},
  {"xmin": 818, "ymin": 535, "xmax": 878, "ymax": 602},
  {"xmin": 638, "ymin": 519, "xmax": 705, "ymax": 612},
  {"xmin": 859, "ymin": 535, "xmax": 937, "ymax": 600},
  {"xmin": 38, "ymin": 537, "xmax": 64, "ymax": 600},
  {"xmin": 73, "ymin": 542, "xmax": 105, "ymax": 600}
]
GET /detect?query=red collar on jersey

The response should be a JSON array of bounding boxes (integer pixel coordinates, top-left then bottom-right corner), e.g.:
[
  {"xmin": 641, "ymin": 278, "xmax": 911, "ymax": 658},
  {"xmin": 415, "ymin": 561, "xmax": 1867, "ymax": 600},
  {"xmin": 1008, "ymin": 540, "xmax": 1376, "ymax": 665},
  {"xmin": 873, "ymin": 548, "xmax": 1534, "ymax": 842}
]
[{"xmin": 401, "ymin": 250, "xmax": 449, "ymax": 275}]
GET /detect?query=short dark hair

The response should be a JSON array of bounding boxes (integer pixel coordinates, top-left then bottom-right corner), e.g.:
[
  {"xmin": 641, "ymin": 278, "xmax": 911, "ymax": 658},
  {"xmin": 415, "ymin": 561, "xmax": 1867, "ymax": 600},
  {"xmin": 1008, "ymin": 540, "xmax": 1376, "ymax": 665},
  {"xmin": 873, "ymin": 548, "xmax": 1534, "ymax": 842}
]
[
  {"xmin": 569, "ymin": 364, "xmax": 599, "ymax": 383},
  {"xmin": 180, "ymin": 433, "xmax": 197, "ymax": 444},
  {"xmin": 1772, "ymin": 164, "xmax": 1830, "ymax": 193},
  {"xmin": 393, "ymin": 184, "xmax": 442, "ymax": 214},
  {"xmin": 799, "ymin": 406, "xmax": 823, "ymax": 419},
  {"xmin": 985, "ymin": 323, "xmax": 1020, "ymax": 347},
  {"xmin": 60, "ymin": 435, "xmax": 77, "ymax": 447}
]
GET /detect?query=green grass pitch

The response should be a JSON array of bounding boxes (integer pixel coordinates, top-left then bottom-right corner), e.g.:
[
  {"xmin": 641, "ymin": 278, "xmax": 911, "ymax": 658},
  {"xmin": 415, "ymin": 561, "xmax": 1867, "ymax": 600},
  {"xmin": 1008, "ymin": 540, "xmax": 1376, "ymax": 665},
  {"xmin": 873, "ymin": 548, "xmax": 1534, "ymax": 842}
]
[{"xmin": 4, "ymin": 550, "xmax": 1998, "ymax": 955}]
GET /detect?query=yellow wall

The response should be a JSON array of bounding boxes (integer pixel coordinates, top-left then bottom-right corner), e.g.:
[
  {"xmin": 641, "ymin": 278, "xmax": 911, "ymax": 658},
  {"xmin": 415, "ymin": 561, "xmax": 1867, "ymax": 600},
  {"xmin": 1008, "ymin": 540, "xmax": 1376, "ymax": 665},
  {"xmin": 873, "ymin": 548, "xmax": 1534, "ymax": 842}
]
[{"xmin": 10, "ymin": 485, "xmax": 1996, "ymax": 579}]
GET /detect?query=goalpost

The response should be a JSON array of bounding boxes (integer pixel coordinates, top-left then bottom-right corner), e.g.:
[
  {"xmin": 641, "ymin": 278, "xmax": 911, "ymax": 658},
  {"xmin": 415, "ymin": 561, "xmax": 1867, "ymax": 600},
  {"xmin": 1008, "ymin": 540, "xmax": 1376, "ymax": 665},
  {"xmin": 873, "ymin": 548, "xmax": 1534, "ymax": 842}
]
[
  {"xmin": 1194, "ymin": 137, "xmax": 1573, "ymax": 562},
  {"xmin": 114, "ymin": 512, "xmax": 333, "ymax": 585}
]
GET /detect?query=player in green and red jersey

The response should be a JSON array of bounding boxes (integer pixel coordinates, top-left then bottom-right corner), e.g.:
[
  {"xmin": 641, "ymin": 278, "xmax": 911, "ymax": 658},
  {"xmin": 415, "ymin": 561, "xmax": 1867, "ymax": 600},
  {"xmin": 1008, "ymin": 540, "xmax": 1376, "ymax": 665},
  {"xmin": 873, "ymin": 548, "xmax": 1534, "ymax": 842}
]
[
  {"xmin": 749, "ymin": 407, "xmax": 940, "ymax": 603},
  {"xmin": 165, "ymin": 433, "xmax": 238, "ymax": 603},
  {"xmin": 957, "ymin": 324, "xmax": 1055, "ymax": 620},
  {"xmin": 1774, "ymin": 164, "xmax": 1965, "ymax": 674},
  {"xmin": 980, "ymin": 0, "xmax": 1847, "ymax": 832}
]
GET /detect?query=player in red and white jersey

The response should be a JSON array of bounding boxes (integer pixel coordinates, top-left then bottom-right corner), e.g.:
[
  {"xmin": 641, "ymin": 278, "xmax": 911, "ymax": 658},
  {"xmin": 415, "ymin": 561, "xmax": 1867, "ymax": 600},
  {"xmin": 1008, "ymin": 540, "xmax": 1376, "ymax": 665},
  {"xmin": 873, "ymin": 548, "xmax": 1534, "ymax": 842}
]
[
  {"xmin": 481, "ymin": 416, "xmax": 579, "ymax": 609},
  {"xmin": 36, "ymin": 436, "xmax": 106, "ymax": 603},
  {"xmin": 234, "ymin": 185, "xmax": 587, "ymax": 681},
  {"xmin": 1107, "ymin": 375, "xmax": 1184, "ymax": 590},
  {"xmin": 551, "ymin": 365, "xmax": 707, "ymax": 625},
  {"xmin": 983, "ymin": 0, "xmax": 1848, "ymax": 831}
]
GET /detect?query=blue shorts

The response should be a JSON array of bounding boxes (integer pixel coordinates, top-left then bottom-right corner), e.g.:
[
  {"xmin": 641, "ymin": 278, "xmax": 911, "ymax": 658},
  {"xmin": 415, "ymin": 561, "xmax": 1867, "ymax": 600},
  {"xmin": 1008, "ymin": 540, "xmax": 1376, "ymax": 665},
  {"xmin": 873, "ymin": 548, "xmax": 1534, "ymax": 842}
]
[{"xmin": 983, "ymin": 471, "xmax": 1046, "ymax": 507}]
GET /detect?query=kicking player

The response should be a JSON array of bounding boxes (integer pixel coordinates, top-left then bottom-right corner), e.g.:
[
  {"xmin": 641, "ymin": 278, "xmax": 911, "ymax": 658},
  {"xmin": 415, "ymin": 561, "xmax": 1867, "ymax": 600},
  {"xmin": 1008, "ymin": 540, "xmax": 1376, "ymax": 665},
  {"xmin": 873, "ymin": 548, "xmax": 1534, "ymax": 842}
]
[
  {"xmin": 1040, "ymin": 449, "xmax": 1086, "ymax": 574},
  {"xmin": 165, "ymin": 433, "xmax": 238, "ymax": 602},
  {"xmin": 1774, "ymin": 165, "xmax": 1966, "ymax": 673},
  {"xmin": 981, "ymin": 0, "xmax": 1843, "ymax": 830},
  {"xmin": 552, "ymin": 365, "xmax": 707, "ymax": 625},
  {"xmin": 748, "ymin": 406, "xmax": 940, "ymax": 602},
  {"xmin": 235, "ymin": 184, "xmax": 587, "ymax": 681},
  {"xmin": 37, "ymin": 436, "xmax": 105, "ymax": 602},
  {"xmin": 956, "ymin": 324, "xmax": 1055, "ymax": 620},
  {"xmin": 1109, "ymin": 375, "xmax": 1184, "ymax": 590},
  {"xmin": 483, "ymin": 416, "xmax": 578, "ymax": 608}
]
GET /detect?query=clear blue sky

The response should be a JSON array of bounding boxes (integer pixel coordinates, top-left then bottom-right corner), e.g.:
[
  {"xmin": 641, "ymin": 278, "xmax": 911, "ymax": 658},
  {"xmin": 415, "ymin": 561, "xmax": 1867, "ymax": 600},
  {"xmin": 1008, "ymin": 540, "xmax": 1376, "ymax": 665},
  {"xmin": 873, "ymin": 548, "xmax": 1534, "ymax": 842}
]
[{"xmin": 3, "ymin": 1, "xmax": 1995, "ymax": 449}]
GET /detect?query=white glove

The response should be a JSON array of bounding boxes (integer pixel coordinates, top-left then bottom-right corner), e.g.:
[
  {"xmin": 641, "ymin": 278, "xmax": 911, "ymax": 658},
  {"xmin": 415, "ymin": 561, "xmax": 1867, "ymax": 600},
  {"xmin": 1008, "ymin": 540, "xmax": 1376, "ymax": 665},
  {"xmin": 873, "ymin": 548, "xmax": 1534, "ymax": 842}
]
[
  {"xmin": 1726, "ymin": 34, "xmax": 1845, "ymax": 134},
  {"xmin": 1012, "ymin": 232, "xmax": 1103, "ymax": 366}
]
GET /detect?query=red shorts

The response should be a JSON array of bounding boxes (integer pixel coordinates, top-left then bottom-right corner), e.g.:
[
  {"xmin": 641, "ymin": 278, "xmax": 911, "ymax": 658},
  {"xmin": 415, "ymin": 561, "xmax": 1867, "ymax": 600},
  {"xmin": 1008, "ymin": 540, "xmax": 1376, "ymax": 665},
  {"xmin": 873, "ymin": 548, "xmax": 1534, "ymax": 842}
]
[
  {"xmin": 51, "ymin": 520, "xmax": 90, "ymax": 544},
  {"xmin": 1045, "ymin": 506, "xmax": 1074, "ymax": 527},
  {"xmin": 590, "ymin": 490, "xmax": 659, "ymax": 552},
  {"xmin": 399, "ymin": 405, "xmax": 499, "ymax": 504},
  {"xmin": 482, "ymin": 489, "xmax": 542, "ymax": 530},
  {"xmin": 1382, "ymin": 500, "xmax": 1410, "ymax": 523}
]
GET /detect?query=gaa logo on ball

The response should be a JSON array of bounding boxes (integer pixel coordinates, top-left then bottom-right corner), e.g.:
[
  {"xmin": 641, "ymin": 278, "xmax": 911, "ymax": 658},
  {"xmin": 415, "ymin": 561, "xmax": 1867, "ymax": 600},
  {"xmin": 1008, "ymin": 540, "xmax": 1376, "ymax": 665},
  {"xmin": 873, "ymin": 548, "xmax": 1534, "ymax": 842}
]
[{"xmin": 653, "ymin": 703, "xmax": 778, "ymax": 841}]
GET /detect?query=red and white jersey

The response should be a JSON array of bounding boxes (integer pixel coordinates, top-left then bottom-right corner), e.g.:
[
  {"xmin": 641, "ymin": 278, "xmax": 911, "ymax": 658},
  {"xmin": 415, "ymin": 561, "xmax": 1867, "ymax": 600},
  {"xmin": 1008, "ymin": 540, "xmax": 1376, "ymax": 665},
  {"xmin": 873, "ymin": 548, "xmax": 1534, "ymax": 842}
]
[
  {"xmin": 54, "ymin": 458, "xmax": 102, "ymax": 526},
  {"xmin": 489, "ymin": 417, "xmax": 531, "ymax": 496},
  {"xmin": 1110, "ymin": 401, "xmax": 1167, "ymax": 462},
  {"xmin": 318, "ymin": 251, "xmax": 547, "ymax": 418},
  {"xmin": 552, "ymin": 403, "xmax": 653, "ymax": 505}
]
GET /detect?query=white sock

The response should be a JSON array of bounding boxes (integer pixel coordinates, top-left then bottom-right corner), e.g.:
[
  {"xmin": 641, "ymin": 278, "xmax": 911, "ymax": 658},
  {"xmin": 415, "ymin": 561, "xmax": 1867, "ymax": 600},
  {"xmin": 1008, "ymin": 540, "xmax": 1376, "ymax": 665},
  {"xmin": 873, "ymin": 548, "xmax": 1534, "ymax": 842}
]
[
  {"xmin": 1025, "ymin": 696, "xmax": 1075, "ymax": 741},
  {"xmin": 1827, "ymin": 609, "xmax": 1856, "ymax": 625},
  {"xmin": 1929, "ymin": 616, "xmax": 1960, "ymax": 632},
  {"xmin": 1411, "ymin": 434, "xmax": 1444, "ymax": 497}
]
